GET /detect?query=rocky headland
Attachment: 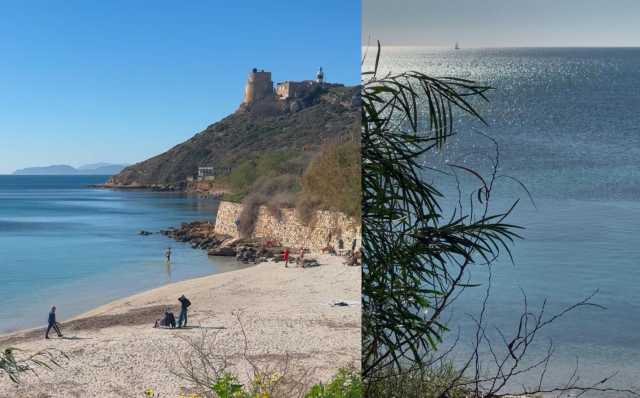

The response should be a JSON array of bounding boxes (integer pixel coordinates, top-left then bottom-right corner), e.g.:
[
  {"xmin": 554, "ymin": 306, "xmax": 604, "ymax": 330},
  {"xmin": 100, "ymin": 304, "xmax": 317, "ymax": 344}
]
[{"xmin": 105, "ymin": 79, "xmax": 359, "ymax": 192}]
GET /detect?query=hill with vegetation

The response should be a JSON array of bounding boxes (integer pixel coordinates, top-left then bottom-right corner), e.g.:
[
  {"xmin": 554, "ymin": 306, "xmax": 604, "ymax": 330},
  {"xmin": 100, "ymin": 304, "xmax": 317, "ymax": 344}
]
[{"xmin": 107, "ymin": 85, "xmax": 359, "ymax": 190}]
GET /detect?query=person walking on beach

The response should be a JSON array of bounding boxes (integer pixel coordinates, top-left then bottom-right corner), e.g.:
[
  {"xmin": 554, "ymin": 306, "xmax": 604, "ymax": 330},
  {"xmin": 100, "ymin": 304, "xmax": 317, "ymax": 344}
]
[
  {"xmin": 165, "ymin": 247, "xmax": 172, "ymax": 262},
  {"xmin": 177, "ymin": 295, "xmax": 191, "ymax": 328},
  {"xmin": 45, "ymin": 306, "xmax": 63, "ymax": 339},
  {"xmin": 283, "ymin": 247, "xmax": 289, "ymax": 268}
]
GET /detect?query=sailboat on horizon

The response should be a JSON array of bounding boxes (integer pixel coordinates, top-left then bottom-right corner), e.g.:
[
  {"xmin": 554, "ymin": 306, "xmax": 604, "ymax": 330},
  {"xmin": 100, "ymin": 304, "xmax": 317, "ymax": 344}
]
[{"xmin": 454, "ymin": 42, "xmax": 460, "ymax": 50}]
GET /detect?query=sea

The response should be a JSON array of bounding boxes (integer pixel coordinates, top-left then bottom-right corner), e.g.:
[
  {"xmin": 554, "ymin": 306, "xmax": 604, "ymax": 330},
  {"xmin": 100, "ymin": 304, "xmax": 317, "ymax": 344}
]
[
  {"xmin": 0, "ymin": 175, "xmax": 249, "ymax": 334},
  {"xmin": 369, "ymin": 47, "xmax": 640, "ymax": 392}
]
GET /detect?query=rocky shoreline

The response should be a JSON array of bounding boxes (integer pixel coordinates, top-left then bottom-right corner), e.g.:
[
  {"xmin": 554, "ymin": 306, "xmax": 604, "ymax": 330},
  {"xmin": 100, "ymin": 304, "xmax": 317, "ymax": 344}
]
[
  {"xmin": 143, "ymin": 220, "xmax": 326, "ymax": 266},
  {"xmin": 89, "ymin": 181, "xmax": 229, "ymax": 197},
  {"xmin": 155, "ymin": 221, "xmax": 290, "ymax": 264},
  {"xmin": 88, "ymin": 183, "xmax": 182, "ymax": 191}
]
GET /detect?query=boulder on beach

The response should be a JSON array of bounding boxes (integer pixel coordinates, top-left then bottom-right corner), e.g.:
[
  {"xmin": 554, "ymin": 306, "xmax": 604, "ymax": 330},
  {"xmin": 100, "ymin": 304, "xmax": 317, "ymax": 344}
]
[{"xmin": 208, "ymin": 247, "xmax": 236, "ymax": 256}]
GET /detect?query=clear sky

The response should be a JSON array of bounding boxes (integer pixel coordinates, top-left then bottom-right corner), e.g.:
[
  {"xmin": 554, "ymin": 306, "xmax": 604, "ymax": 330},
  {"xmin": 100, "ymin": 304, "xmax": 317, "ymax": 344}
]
[
  {"xmin": 0, "ymin": 1, "xmax": 360, "ymax": 174},
  {"xmin": 363, "ymin": 0, "xmax": 640, "ymax": 47}
]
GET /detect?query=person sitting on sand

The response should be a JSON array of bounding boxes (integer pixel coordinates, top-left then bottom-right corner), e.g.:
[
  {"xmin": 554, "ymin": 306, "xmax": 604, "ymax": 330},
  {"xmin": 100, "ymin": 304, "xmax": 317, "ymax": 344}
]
[
  {"xmin": 177, "ymin": 295, "xmax": 191, "ymax": 328},
  {"xmin": 45, "ymin": 306, "xmax": 63, "ymax": 339},
  {"xmin": 154, "ymin": 310, "xmax": 176, "ymax": 328}
]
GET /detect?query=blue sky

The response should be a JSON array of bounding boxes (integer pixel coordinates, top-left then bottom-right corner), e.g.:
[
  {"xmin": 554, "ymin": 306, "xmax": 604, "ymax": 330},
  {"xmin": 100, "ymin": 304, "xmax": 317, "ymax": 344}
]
[
  {"xmin": 0, "ymin": 1, "xmax": 360, "ymax": 174},
  {"xmin": 363, "ymin": 0, "xmax": 640, "ymax": 47}
]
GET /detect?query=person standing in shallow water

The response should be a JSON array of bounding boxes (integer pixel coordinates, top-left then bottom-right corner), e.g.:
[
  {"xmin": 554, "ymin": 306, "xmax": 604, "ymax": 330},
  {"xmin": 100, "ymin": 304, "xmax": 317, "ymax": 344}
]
[
  {"xmin": 177, "ymin": 295, "xmax": 191, "ymax": 328},
  {"xmin": 165, "ymin": 247, "xmax": 172, "ymax": 262},
  {"xmin": 45, "ymin": 306, "xmax": 63, "ymax": 339}
]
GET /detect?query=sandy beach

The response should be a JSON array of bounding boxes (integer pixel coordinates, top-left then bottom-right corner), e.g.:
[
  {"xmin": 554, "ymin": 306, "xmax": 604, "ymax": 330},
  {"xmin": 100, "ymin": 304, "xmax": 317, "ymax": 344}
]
[{"xmin": 0, "ymin": 255, "xmax": 361, "ymax": 397}]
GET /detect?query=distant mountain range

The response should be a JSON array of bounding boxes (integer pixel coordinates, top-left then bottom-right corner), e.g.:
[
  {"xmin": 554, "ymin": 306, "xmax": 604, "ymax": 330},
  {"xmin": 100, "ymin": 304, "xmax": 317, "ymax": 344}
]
[{"xmin": 13, "ymin": 163, "xmax": 128, "ymax": 176}]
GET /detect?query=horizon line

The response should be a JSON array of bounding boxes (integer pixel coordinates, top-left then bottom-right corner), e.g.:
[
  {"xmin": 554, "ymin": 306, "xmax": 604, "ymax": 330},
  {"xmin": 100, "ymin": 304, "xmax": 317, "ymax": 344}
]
[{"xmin": 362, "ymin": 44, "xmax": 640, "ymax": 49}]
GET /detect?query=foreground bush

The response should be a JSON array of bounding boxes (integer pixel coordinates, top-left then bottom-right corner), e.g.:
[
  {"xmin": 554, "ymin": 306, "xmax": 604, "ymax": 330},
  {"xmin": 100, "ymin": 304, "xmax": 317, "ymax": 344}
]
[
  {"xmin": 145, "ymin": 367, "xmax": 362, "ymax": 398},
  {"xmin": 1, "ymin": 347, "xmax": 66, "ymax": 384},
  {"xmin": 208, "ymin": 368, "xmax": 361, "ymax": 398},
  {"xmin": 165, "ymin": 314, "xmax": 361, "ymax": 398},
  {"xmin": 304, "ymin": 368, "xmax": 362, "ymax": 398},
  {"xmin": 364, "ymin": 362, "xmax": 468, "ymax": 398}
]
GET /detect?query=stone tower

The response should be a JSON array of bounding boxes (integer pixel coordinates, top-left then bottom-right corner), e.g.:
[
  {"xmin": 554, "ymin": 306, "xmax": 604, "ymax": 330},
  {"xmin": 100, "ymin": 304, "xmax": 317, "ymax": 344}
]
[{"xmin": 243, "ymin": 68, "xmax": 274, "ymax": 104}]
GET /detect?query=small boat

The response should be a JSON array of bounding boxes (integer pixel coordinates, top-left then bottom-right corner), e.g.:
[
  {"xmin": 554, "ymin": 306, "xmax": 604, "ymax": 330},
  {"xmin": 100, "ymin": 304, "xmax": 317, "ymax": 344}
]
[{"xmin": 454, "ymin": 42, "xmax": 460, "ymax": 50}]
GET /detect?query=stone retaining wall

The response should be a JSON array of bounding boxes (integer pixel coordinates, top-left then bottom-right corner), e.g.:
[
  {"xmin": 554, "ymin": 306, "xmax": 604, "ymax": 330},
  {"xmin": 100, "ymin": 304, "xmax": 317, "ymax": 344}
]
[{"xmin": 214, "ymin": 201, "xmax": 361, "ymax": 253}]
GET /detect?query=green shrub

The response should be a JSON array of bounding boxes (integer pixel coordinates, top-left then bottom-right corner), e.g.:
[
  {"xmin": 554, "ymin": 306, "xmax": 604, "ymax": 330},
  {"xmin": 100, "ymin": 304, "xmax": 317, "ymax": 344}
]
[
  {"xmin": 211, "ymin": 372, "xmax": 247, "ymax": 398},
  {"xmin": 251, "ymin": 174, "xmax": 301, "ymax": 198},
  {"xmin": 220, "ymin": 191, "xmax": 245, "ymax": 203},
  {"xmin": 222, "ymin": 141, "xmax": 361, "ymax": 226},
  {"xmin": 222, "ymin": 150, "xmax": 303, "ymax": 202},
  {"xmin": 305, "ymin": 368, "xmax": 362, "ymax": 398},
  {"xmin": 364, "ymin": 362, "xmax": 469, "ymax": 398},
  {"xmin": 227, "ymin": 159, "xmax": 257, "ymax": 196},
  {"xmin": 298, "ymin": 140, "xmax": 361, "ymax": 221},
  {"xmin": 187, "ymin": 368, "xmax": 364, "ymax": 398}
]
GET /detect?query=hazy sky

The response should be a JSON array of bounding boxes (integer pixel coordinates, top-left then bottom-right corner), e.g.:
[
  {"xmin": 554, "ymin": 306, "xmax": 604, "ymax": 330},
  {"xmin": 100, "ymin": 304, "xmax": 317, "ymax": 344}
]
[
  {"xmin": 0, "ymin": 1, "xmax": 360, "ymax": 174},
  {"xmin": 363, "ymin": 0, "xmax": 640, "ymax": 47}
]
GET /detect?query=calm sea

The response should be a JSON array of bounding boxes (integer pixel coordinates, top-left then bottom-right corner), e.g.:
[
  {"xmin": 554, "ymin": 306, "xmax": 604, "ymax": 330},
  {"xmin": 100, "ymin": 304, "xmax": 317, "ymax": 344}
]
[
  {"xmin": 371, "ymin": 48, "xmax": 640, "ymax": 391},
  {"xmin": 0, "ymin": 175, "xmax": 248, "ymax": 334}
]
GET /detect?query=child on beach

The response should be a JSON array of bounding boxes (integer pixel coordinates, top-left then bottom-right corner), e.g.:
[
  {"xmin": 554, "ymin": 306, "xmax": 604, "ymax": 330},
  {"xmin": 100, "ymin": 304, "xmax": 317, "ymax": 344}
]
[
  {"xmin": 283, "ymin": 248, "xmax": 289, "ymax": 268},
  {"xmin": 45, "ymin": 306, "xmax": 63, "ymax": 339}
]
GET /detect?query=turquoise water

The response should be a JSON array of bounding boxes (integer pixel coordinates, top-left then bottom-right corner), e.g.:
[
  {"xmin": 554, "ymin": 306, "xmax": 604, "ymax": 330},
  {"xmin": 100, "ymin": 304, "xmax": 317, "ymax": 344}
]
[
  {"xmin": 0, "ymin": 175, "xmax": 247, "ymax": 333},
  {"xmin": 372, "ymin": 48, "xmax": 640, "ymax": 391}
]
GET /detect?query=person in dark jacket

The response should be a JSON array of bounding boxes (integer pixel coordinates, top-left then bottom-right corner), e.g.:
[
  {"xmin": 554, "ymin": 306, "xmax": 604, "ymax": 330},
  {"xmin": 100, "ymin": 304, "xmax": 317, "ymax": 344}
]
[
  {"xmin": 177, "ymin": 295, "xmax": 191, "ymax": 328},
  {"xmin": 154, "ymin": 310, "xmax": 176, "ymax": 328},
  {"xmin": 45, "ymin": 306, "xmax": 63, "ymax": 339}
]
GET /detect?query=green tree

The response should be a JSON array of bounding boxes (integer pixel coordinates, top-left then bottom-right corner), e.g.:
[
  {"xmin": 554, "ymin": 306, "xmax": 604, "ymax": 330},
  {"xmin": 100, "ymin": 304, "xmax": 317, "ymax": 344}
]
[{"xmin": 361, "ymin": 43, "xmax": 521, "ymax": 382}]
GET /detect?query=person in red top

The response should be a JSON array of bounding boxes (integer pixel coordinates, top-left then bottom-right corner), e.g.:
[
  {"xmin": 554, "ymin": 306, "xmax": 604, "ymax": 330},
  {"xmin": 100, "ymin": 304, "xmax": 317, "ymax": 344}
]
[{"xmin": 283, "ymin": 248, "xmax": 289, "ymax": 268}]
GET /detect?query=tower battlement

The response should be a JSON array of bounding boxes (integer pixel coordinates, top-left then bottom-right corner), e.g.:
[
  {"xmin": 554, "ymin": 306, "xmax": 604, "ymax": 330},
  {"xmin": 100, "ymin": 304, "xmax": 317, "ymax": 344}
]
[{"xmin": 243, "ymin": 68, "xmax": 274, "ymax": 104}]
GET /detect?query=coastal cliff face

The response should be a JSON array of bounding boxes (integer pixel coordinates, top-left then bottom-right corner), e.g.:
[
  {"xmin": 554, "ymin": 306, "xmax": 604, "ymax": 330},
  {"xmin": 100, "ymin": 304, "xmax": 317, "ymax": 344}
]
[
  {"xmin": 107, "ymin": 85, "xmax": 359, "ymax": 189},
  {"xmin": 215, "ymin": 201, "xmax": 361, "ymax": 253}
]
